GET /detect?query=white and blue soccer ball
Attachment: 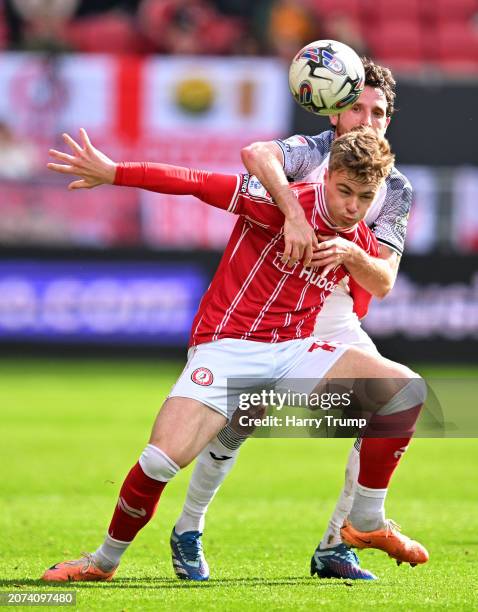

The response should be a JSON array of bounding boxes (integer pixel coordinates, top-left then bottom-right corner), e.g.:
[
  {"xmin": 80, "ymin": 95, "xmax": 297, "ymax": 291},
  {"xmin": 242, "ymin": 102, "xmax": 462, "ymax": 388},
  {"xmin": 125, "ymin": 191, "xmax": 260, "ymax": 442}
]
[{"xmin": 288, "ymin": 40, "xmax": 365, "ymax": 116}]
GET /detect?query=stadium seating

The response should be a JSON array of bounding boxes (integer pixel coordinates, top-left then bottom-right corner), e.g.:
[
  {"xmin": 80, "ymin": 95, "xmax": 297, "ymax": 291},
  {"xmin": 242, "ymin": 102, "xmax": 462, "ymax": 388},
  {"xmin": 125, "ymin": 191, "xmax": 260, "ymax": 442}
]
[
  {"xmin": 313, "ymin": 0, "xmax": 363, "ymax": 20},
  {"xmin": 367, "ymin": 20, "xmax": 425, "ymax": 71},
  {"xmin": 422, "ymin": 0, "xmax": 478, "ymax": 23},
  {"xmin": 0, "ymin": 0, "xmax": 7, "ymax": 49},
  {"xmin": 64, "ymin": 13, "xmax": 150, "ymax": 54},
  {"xmin": 434, "ymin": 21, "xmax": 478, "ymax": 72},
  {"xmin": 367, "ymin": 0, "xmax": 422, "ymax": 23}
]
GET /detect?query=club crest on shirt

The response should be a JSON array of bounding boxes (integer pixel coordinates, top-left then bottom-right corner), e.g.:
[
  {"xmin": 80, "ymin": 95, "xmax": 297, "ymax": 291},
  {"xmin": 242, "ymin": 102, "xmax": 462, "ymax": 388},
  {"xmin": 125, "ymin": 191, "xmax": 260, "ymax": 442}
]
[
  {"xmin": 272, "ymin": 251, "xmax": 300, "ymax": 274},
  {"xmin": 191, "ymin": 367, "xmax": 214, "ymax": 386}
]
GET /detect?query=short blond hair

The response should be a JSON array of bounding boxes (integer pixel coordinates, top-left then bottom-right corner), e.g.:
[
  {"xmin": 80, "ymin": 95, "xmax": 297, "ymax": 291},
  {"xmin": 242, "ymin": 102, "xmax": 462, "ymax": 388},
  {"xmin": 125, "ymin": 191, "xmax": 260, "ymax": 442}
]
[{"xmin": 329, "ymin": 126, "xmax": 395, "ymax": 185}]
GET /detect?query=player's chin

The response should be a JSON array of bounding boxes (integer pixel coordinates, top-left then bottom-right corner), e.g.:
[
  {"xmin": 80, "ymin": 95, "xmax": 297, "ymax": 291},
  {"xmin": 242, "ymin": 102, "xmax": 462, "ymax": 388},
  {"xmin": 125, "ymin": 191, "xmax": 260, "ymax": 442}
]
[{"xmin": 341, "ymin": 216, "xmax": 359, "ymax": 226}]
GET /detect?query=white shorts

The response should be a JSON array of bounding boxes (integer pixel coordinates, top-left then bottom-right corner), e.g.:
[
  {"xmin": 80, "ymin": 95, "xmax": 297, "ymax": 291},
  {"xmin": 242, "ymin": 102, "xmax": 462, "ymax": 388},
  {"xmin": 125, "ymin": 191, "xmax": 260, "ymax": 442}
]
[
  {"xmin": 169, "ymin": 337, "xmax": 347, "ymax": 419},
  {"xmin": 316, "ymin": 324, "xmax": 379, "ymax": 355}
]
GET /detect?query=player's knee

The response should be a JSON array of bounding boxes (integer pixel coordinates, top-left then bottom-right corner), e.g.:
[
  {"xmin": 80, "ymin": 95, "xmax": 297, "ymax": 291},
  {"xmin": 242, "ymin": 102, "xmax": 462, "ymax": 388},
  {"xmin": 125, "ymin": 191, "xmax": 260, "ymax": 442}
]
[
  {"xmin": 139, "ymin": 444, "xmax": 180, "ymax": 482},
  {"xmin": 378, "ymin": 376, "xmax": 427, "ymax": 416},
  {"xmin": 403, "ymin": 369, "xmax": 427, "ymax": 406}
]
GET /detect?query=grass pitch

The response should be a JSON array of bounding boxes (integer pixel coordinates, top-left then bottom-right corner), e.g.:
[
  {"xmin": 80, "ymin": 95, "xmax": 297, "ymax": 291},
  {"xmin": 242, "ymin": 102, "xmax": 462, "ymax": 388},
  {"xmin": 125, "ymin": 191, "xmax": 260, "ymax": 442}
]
[{"xmin": 1, "ymin": 360, "xmax": 477, "ymax": 611}]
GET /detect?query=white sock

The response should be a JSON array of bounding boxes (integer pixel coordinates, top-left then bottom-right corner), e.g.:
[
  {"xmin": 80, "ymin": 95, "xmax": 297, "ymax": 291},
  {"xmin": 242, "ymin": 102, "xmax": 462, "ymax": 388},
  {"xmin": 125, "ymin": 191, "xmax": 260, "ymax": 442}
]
[
  {"xmin": 348, "ymin": 483, "xmax": 387, "ymax": 532},
  {"xmin": 93, "ymin": 534, "xmax": 130, "ymax": 571},
  {"xmin": 174, "ymin": 426, "xmax": 244, "ymax": 535},
  {"xmin": 320, "ymin": 441, "xmax": 360, "ymax": 549}
]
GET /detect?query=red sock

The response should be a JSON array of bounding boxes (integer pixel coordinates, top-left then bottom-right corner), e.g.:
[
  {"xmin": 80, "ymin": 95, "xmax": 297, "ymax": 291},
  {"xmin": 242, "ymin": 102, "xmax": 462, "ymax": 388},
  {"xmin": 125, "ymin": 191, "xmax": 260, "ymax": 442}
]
[
  {"xmin": 108, "ymin": 462, "xmax": 166, "ymax": 541},
  {"xmin": 359, "ymin": 405, "xmax": 422, "ymax": 489}
]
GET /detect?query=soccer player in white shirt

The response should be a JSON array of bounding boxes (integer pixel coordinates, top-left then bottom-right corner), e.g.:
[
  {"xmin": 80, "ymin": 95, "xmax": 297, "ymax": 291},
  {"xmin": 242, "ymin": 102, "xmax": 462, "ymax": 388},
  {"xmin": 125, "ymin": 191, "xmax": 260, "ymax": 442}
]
[{"xmin": 171, "ymin": 58, "xmax": 413, "ymax": 581}]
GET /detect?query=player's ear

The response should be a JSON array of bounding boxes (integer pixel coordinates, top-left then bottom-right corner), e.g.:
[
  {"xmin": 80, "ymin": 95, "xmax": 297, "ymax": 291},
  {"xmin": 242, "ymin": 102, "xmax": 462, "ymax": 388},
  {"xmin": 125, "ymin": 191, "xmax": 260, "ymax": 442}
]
[
  {"xmin": 329, "ymin": 115, "xmax": 339, "ymax": 128},
  {"xmin": 323, "ymin": 168, "xmax": 329, "ymax": 184}
]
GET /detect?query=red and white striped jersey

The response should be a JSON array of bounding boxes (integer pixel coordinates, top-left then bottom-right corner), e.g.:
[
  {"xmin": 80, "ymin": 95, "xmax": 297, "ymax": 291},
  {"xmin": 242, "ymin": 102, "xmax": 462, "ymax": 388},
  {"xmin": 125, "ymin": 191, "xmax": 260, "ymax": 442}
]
[{"xmin": 190, "ymin": 175, "xmax": 378, "ymax": 346}]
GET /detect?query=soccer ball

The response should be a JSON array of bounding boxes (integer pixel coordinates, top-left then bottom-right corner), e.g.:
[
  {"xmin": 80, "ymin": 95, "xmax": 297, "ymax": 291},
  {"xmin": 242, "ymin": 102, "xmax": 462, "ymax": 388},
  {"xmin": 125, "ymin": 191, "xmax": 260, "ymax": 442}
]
[{"xmin": 288, "ymin": 40, "xmax": 365, "ymax": 116}]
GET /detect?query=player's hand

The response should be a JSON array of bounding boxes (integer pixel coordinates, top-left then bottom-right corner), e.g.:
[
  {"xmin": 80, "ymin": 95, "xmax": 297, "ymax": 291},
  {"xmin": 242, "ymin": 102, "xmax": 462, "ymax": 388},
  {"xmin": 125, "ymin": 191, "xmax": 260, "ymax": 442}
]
[
  {"xmin": 47, "ymin": 128, "xmax": 117, "ymax": 190},
  {"xmin": 282, "ymin": 214, "xmax": 320, "ymax": 268},
  {"xmin": 311, "ymin": 235, "xmax": 358, "ymax": 276}
]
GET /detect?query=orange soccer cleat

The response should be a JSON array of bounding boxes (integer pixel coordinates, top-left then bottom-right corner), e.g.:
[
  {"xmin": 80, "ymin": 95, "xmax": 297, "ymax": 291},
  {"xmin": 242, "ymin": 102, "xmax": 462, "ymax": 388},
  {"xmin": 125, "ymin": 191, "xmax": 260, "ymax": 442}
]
[
  {"xmin": 41, "ymin": 553, "xmax": 117, "ymax": 582},
  {"xmin": 341, "ymin": 519, "xmax": 429, "ymax": 566}
]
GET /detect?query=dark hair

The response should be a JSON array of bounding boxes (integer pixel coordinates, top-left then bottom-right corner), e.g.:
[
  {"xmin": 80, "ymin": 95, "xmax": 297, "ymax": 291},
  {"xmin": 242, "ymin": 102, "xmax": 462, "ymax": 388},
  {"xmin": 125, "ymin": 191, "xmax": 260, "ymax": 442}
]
[{"xmin": 362, "ymin": 57, "xmax": 396, "ymax": 117}]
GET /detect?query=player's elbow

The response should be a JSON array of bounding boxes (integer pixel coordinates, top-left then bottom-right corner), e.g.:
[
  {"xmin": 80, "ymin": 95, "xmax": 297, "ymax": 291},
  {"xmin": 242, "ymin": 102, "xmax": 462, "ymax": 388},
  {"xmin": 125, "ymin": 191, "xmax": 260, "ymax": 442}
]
[
  {"xmin": 240, "ymin": 142, "xmax": 264, "ymax": 170},
  {"xmin": 373, "ymin": 277, "xmax": 395, "ymax": 299},
  {"xmin": 241, "ymin": 141, "xmax": 280, "ymax": 174}
]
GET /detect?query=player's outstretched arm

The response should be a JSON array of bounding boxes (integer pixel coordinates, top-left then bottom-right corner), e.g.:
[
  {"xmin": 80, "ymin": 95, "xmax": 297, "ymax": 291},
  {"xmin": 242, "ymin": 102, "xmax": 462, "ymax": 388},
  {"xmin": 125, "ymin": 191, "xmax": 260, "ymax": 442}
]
[
  {"xmin": 48, "ymin": 129, "xmax": 117, "ymax": 190},
  {"xmin": 241, "ymin": 140, "xmax": 319, "ymax": 267},
  {"xmin": 48, "ymin": 128, "xmax": 239, "ymax": 210}
]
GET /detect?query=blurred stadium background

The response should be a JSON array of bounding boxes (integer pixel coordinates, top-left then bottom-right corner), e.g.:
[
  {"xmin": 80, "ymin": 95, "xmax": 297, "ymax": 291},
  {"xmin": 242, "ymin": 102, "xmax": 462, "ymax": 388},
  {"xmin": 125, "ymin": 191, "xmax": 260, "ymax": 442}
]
[
  {"xmin": 1, "ymin": 3, "xmax": 478, "ymax": 605},
  {"xmin": 0, "ymin": 0, "xmax": 477, "ymax": 363}
]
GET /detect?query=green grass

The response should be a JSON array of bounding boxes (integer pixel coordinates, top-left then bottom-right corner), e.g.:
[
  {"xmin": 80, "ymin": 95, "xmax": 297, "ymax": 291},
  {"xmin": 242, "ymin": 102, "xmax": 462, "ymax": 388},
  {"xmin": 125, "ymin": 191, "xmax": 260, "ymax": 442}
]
[{"xmin": 1, "ymin": 360, "xmax": 477, "ymax": 610}]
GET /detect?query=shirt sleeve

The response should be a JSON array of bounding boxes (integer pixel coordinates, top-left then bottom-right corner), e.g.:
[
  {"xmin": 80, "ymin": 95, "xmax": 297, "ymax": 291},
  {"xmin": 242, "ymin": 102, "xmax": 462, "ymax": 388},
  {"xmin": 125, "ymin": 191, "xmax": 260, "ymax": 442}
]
[
  {"xmin": 114, "ymin": 162, "xmax": 241, "ymax": 211},
  {"xmin": 228, "ymin": 174, "xmax": 284, "ymax": 229},
  {"xmin": 274, "ymin": 130, "xmax": 334, "ymax": 181},
  {"xmin": 370, "ymin": 169, "xmax": 413, "ymax": 255}
]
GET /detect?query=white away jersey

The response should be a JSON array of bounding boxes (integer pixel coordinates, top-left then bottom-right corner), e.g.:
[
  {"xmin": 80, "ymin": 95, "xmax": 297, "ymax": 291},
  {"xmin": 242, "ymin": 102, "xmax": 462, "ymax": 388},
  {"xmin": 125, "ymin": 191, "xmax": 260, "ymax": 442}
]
[{"xmin": 275, "ymin": 130, "xmax": 412, "ymax": 256}]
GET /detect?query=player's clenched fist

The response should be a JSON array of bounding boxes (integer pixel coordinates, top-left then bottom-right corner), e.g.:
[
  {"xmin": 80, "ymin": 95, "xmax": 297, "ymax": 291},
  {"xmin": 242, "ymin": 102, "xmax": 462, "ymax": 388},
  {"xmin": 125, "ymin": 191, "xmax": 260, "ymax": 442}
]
[{"xmin": 47, "ymin": 128, "xmax": 117, "ymax": 190}]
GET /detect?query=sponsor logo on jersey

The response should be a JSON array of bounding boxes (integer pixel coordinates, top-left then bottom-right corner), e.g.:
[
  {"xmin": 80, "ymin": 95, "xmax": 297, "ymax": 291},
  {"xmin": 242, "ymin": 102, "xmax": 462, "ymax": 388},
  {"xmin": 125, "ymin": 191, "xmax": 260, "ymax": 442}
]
[
  {"xmin": 299, "ymin": 266, "xmax": 338, "ymax": 292},
  {"xmin": 191, "ymin": 367, "xmax": 214, "ymax": 386}
]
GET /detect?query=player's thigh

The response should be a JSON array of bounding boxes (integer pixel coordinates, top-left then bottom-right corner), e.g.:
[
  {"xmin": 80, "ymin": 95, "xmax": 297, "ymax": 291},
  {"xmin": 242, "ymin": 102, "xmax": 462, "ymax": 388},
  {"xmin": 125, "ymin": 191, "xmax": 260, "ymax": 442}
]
[
  {"xmin": 327, "ymin": 346, "xmax": 413, "ymax": 379},
  {"xmin": 149, "ymin": 397, "xmax": 227, "ymax": 468},
  {"xmin": 324, "ymin": 346, "xmax": 417, "ymax": 407},
  {"xmin": 169, "ymin": 339, "xmax": 273, "ymax": 420}
]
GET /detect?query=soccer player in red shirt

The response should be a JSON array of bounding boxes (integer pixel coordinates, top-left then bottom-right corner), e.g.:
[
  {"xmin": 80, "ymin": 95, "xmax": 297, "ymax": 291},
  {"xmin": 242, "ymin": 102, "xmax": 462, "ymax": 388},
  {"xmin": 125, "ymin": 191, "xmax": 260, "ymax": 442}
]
[
  {"xmin": 42, "ymin": 126, "xmax": 428, "ymax": 582},
  {"xmin": 171, "ymin": 58, "xmax": 414, "ymax": 583}
]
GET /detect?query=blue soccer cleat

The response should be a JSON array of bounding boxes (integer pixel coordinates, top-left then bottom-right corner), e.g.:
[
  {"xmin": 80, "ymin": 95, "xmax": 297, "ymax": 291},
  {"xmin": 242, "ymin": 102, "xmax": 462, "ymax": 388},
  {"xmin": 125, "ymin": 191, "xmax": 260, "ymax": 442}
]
[
  {"xmin": 170, "ymin": 528, "xmax": 209, "ymax": 581},
  {"xmin": 310, "ymin": 543, "xmax": 378, "ymax": 580}
]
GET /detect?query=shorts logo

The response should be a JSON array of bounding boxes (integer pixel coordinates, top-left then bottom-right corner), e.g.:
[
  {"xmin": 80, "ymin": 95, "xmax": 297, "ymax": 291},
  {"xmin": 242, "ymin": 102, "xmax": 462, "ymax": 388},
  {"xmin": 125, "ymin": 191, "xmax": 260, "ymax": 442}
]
[
  {"xmin": 191, "ymin": 367, "xmax": 214, "ymax": 386},
  {"xmin": 308, "ymin": 341, "xmax": 337, "ymax": 353}
]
